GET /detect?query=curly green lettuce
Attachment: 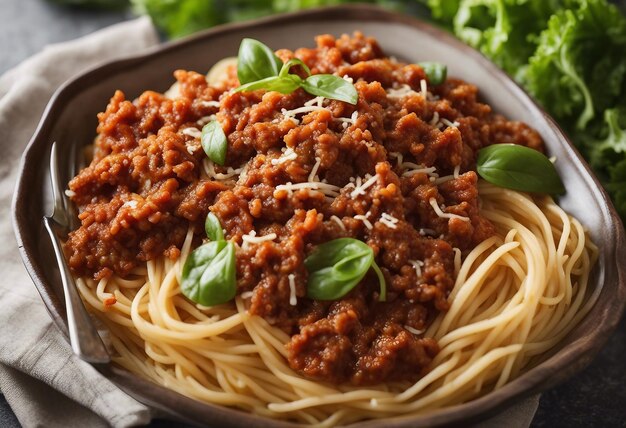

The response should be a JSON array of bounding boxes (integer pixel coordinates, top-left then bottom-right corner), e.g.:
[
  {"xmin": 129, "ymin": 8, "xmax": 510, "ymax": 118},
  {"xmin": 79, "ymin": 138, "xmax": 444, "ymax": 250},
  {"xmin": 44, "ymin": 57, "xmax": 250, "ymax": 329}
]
[{"xmin": 429, "ymin": 0, "xmax": 626, "ymax": 221}]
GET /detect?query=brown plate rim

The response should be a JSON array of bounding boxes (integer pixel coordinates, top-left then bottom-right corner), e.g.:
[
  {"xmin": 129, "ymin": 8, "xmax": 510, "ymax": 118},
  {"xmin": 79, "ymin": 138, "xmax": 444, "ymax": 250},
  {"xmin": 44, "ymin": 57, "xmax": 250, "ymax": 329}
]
[{"xmin": 11, "ymin": 4, "xmax": 626, "ymax": 428}]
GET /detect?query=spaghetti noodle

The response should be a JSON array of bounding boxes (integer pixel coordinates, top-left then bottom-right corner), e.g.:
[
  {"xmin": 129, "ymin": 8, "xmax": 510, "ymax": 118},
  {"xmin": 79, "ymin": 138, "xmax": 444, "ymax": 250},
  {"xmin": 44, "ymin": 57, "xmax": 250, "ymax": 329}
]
[{"xmin": 76, "ymin": 182, "xmax": 597, "ymax": 426}]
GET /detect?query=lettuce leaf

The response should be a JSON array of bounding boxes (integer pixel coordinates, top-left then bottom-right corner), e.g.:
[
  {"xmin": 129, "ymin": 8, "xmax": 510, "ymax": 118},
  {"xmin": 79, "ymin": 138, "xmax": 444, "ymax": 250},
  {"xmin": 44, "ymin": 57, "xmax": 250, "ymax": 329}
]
[
  {"xmin": 430, "ymin": 0, "xmax": 626, "ymax": 223},
  {"xmin": 524, "ymin": 0, "xmax": 626, "ymax": 132}
]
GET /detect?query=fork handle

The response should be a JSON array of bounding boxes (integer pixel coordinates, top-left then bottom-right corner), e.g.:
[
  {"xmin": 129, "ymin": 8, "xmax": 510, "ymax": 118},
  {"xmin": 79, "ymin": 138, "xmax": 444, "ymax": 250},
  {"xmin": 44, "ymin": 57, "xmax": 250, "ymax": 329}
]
[{"xmin": 44, "ymin": 216, "xmax": 111, "ymax": 364}]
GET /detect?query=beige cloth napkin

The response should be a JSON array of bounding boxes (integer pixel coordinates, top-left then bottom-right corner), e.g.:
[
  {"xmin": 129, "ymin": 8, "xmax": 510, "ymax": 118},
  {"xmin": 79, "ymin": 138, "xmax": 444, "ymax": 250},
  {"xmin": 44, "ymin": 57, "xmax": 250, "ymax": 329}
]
[
  {"xmin": 0, "ymin": 14, "xmax": 540, "ymax": 428},
  {"xmin": 0, "ymin": 17, "xmax": 158, "ymax": 428}
]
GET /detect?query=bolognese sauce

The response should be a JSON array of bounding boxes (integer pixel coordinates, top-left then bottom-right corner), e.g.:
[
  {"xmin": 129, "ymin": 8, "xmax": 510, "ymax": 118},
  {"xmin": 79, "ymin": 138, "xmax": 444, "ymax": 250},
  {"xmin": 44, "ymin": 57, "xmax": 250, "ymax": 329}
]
[{"xmin": 64, "ymin": 32, "xmax": 543, "ymax": 385}]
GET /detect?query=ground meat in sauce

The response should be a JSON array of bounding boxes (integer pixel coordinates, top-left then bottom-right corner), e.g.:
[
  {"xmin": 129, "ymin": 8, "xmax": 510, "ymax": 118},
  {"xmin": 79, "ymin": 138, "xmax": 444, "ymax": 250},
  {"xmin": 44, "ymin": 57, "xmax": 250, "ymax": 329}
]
[{"xmin": 65, "ymin": 32, "xmax": 544, "ymax": 385}]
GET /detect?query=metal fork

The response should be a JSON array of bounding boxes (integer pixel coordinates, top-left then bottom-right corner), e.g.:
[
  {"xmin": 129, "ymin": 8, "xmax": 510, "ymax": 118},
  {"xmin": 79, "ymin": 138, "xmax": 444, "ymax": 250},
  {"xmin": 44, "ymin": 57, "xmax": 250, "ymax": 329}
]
[{"xmin": 43, "ymin": 142, "xmax": 110, "ymax": 364}]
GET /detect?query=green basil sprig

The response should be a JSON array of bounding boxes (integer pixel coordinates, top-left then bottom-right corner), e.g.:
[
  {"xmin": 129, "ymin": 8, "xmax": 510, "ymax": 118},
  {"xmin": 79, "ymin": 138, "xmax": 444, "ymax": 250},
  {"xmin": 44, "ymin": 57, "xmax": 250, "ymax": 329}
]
[
  {"xmin": 477, "ymin": 144, "xmax": 565, "ymax": 195},
  {"xmin": 418, "ymin": 62, "xmax": 447, "ymax": 85},
  {"xmin": 201, "ymin": 121, "xmax": 227, "ymax": 166},
  {"xmin": 234, "ymin": 38, "xmax": 358, "ymax": 105},
  {"xmin": 304, "ymin": 238, "xmax": 386, "ymax": 301},
  {"xmin": 181, "ymin": 213, "xmax": 236, "ymax": 306}
]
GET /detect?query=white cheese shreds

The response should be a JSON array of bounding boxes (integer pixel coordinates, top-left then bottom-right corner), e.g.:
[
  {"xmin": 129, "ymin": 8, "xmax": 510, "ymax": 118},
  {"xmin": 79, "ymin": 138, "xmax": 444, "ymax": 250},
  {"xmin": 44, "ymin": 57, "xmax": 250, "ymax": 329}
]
[
  {"xmin": 386, "ymin": 84, "xmax": 418, "ymax": 99},
  {"xmin": 349, "ymin": 174, "xmax": 378, "ymax": 198},
  {"xmin": 123, "ymin": 200, "xmax": 138, "ymax": 209},
  {"xmin": 453, "ymin": 247, "xmax": 462, "ymax": 276},
  {"xmin": 203, "ymin": 159, "xmax": 243, "ymax": 181},
  {"xmin": 400, "ymin": 163, "xmax": 438, "ymax": 178},
  {"xmin": 405, "ymin": 325, "xmax": 425, "ymax": 335},
  {"xmin": 197, "ymin": 114, "xmax": 217, "ymax": 126},
  {"xmin": 275, "ymin": 181, "xmax": 341, "ymax": 198},
  {"xmin": 429, "ymin": 111, "xmax": 440, "ymax": 127},
  {"xmin": 354, "ymin": 212, "xmax": 373, "ymax": 230},
  {"xmin": 419, "ymin": 228, "xmax": 437, "ymax": 236},
  {"xmin": 433, "ymin": 165, "xmax": 462, "ymax": 184},
  {"xmin": 409, "ymin": 259, "xmax": 424, "ymax": 277},
  {"xmin": 241, "ymin": 231, "xmax": 277, "ymax": 251},
  {"xmin": 240, "ymin": 291, "xmax": 253, "ymax": 299},
  {"xmin": 335, "ymin": 110, "xmax": 358, "ymax": 126},
  {"xmin": 308, "ymin": 157, "xmax": 322, "ymax": 182},
  {"xmin": 420, "ymin": 79, "xmax": 428, "ymax": 98},
  {"xmin": 304, "ymin": 96, "xmax": 325, "ymax": 107},
  {"xmin": 270, "ymin": 147, "xmax": 297, "ymax": 165},
  {"xmin": 288, "ymin": 274, "xmax": 297, "ymax": 306},
  {"xmin": 182, "ymin": 127, "xmax": 202, "ymax": 138},
  {"xmin": 200, "ymin": 100, "xmax": 220, "ymax": 108},
  {"xmin": 380, "ymin": 212, "xmax": 399, "ymax": 229},
  {"xmin": 330, "ymin": 215, "xmax": 346, "ymax": 231},
  {"xmin": 440, "ymin": 118, "xmax": 460, "ymax": 128},
  {"xmin": 429, "ymin": 198, "xmax": 471, "ymax": 222},
  {"xmin": 388, "ymin": 152, "xmax": 404, "ymax": 168},
  {"xmin": 342, "ymin": 74, "xmax": 354, "ymax": 84},
  {"xmin": 64, "ymin": 189, "xmax": 76, "ymax": 198}
]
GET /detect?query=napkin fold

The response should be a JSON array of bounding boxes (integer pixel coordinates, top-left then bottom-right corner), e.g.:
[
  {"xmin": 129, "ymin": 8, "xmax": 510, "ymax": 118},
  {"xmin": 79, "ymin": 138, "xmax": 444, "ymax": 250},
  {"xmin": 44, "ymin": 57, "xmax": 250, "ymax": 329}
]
[
  {"xmin": 0, "ymin": 14, "xmax": 540, "ymax": 428},
  {"xmin": 0, "ymin": 16, "xmax": 158, "ymax": 428}
]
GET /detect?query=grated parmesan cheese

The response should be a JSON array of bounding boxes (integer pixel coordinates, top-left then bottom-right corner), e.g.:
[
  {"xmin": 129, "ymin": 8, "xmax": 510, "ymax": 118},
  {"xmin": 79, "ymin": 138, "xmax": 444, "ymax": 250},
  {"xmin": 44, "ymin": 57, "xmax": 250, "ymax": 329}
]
[
  {"xmin": 330, "ymin": 215, "xmax": 346, "ymax": 231},
  {"xmin": 433, "ymin": 165, "xmax": 461, "ymax": 184},
  {"xmin": 123, "ymin": 200, "xmax": 138, "ymax": 209},
  {"xmin": 354, "ymin": 211, "xmax": 373, "ymax": 230},
  {"xmin": 388, "ymin": 152, "xmax": 404, "ymax": 168},
  {"xmin": 64, "ymin": 189, "xmax": 76, "ymax": 198},
  {"xmin": 275, "ymin": 181, "xmax": 340, "ymax": 198},
  {"xmin": 440, "ymin": 118, "xmax": 460, "ymax": 128},
  {"xmin": 203, "ymin": 159, "xmax": 243, "ymax": 181},
  {"xmin": 200, "ymin": 100, "xmax": 220, "ymax": 108},
  {"xmin": 288, "ymin": 274, "xmax": 297, "ymax": 306},
  {"xmin": 429, "ymin": 111, "xmax": 440, "ymax": 127},
  {"xmin": 240, "ymin": 291, "xmax": 253, "ymax": 299},
  {"xmin": 349, "ymin": 174, "xmax": 378, "ymax": 198},
  {"xmin": 386, "ymin": 84, "xmax": 418, "ymax": 99},
  {"xmin": 342, "ymin": 75, "xmax": 354, "ymax": 84},
  {"xmin": 419, "ymin": 228, "xmax": 437, "ymax": 236},
  {"xmin": 271, "ymin": 147, "xmax": 297, "ymax": 166},
  {"xmin": 409, "ymin": 259, "xmax": 424, "ymax": 277},
  {"xmin": 304, "ymin": 96, "xmax": 325, "ymax": 107},
  {"xmin": 400, "ymin": 163, "xmax": 438, "ymax": 178},
  {"xmin": 197, "ymin": 114, "xmax": 217, "ymax": 126},
  {"xmin": 380, "ymin": 212, "xmax": 399, "ymax": 229},
  {"xmin": 182, "ymin": 127, "xmax": 202, "ymax": 138},
  {"xmin": 420, "ymin": 79, "xmax": 428, "ymax": 98},
  {"xmin": 429, "ymin": 198, "xmax": 470, "ymax": 222},
  {"xmin": 308, "ymin": 157, "xmax": 322, "ymax": 182},
  {"xmin": 241, "ymin": 230, "xmax": 277, "ymax": 251}
]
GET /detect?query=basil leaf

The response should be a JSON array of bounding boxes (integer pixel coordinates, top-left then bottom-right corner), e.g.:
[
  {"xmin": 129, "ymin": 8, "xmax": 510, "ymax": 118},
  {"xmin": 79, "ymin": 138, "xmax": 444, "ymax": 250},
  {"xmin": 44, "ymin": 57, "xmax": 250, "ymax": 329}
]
[
  {"xmin": 201, "ymin": 121, "xmax": 227, "ymax": 166},
  {"xmin": 305, "ymin": 238, "xmax": 373, "ymax": 300},
  {"xmin": 418, "ymin": 62, "xmax": 447, "ymax": 85},
  {"xmin": 235, "ymin": 75, "xmax": 302, "ymax": 94},
  {"xmin": 181, "ymin": 240, "xmax": 236, "ymax": 306},
  {"xmin": 301, "ymin": 75, "xmax": 358, "ymax": 105},
  {"xmin": 477, "ymin": 144, "xmax": 565, "ymax": 195},
  {"xmin": 237, "ymin": 38, "xmax": 283, "ymax": 85},
  {"xmin": 371, "ymin": 260, "xmax": 386, "ymax": 302},
  {"xmin": 279, "ymin": 58, "xmax": 311, "ymax": 78},
  {"xmin": 205, "ymin": 212, "xmax": 223, "ymax": 241}
]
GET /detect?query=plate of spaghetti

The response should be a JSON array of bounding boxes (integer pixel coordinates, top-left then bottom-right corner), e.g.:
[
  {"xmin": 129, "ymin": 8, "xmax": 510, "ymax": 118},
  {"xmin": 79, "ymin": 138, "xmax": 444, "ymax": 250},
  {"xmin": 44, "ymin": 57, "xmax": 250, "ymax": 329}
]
[{"xmin": 12, "ymin": 5, "xmax": 626, "ymax": 428}]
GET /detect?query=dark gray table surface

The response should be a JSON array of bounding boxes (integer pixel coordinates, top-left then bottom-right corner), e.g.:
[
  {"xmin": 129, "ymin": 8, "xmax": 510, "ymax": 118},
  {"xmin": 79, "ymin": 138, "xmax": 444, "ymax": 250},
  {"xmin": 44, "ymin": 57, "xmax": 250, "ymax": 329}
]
[{"xmin": 1, "ymin": 1, "xmax": 625, "ymax": 427}]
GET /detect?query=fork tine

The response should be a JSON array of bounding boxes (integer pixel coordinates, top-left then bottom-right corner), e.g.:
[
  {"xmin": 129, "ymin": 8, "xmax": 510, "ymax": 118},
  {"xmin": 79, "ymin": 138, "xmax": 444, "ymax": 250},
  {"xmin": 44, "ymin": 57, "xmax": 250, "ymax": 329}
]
[{"xmin": 45, "ymin": 142, "xmax": 110, "ymax": 364}]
